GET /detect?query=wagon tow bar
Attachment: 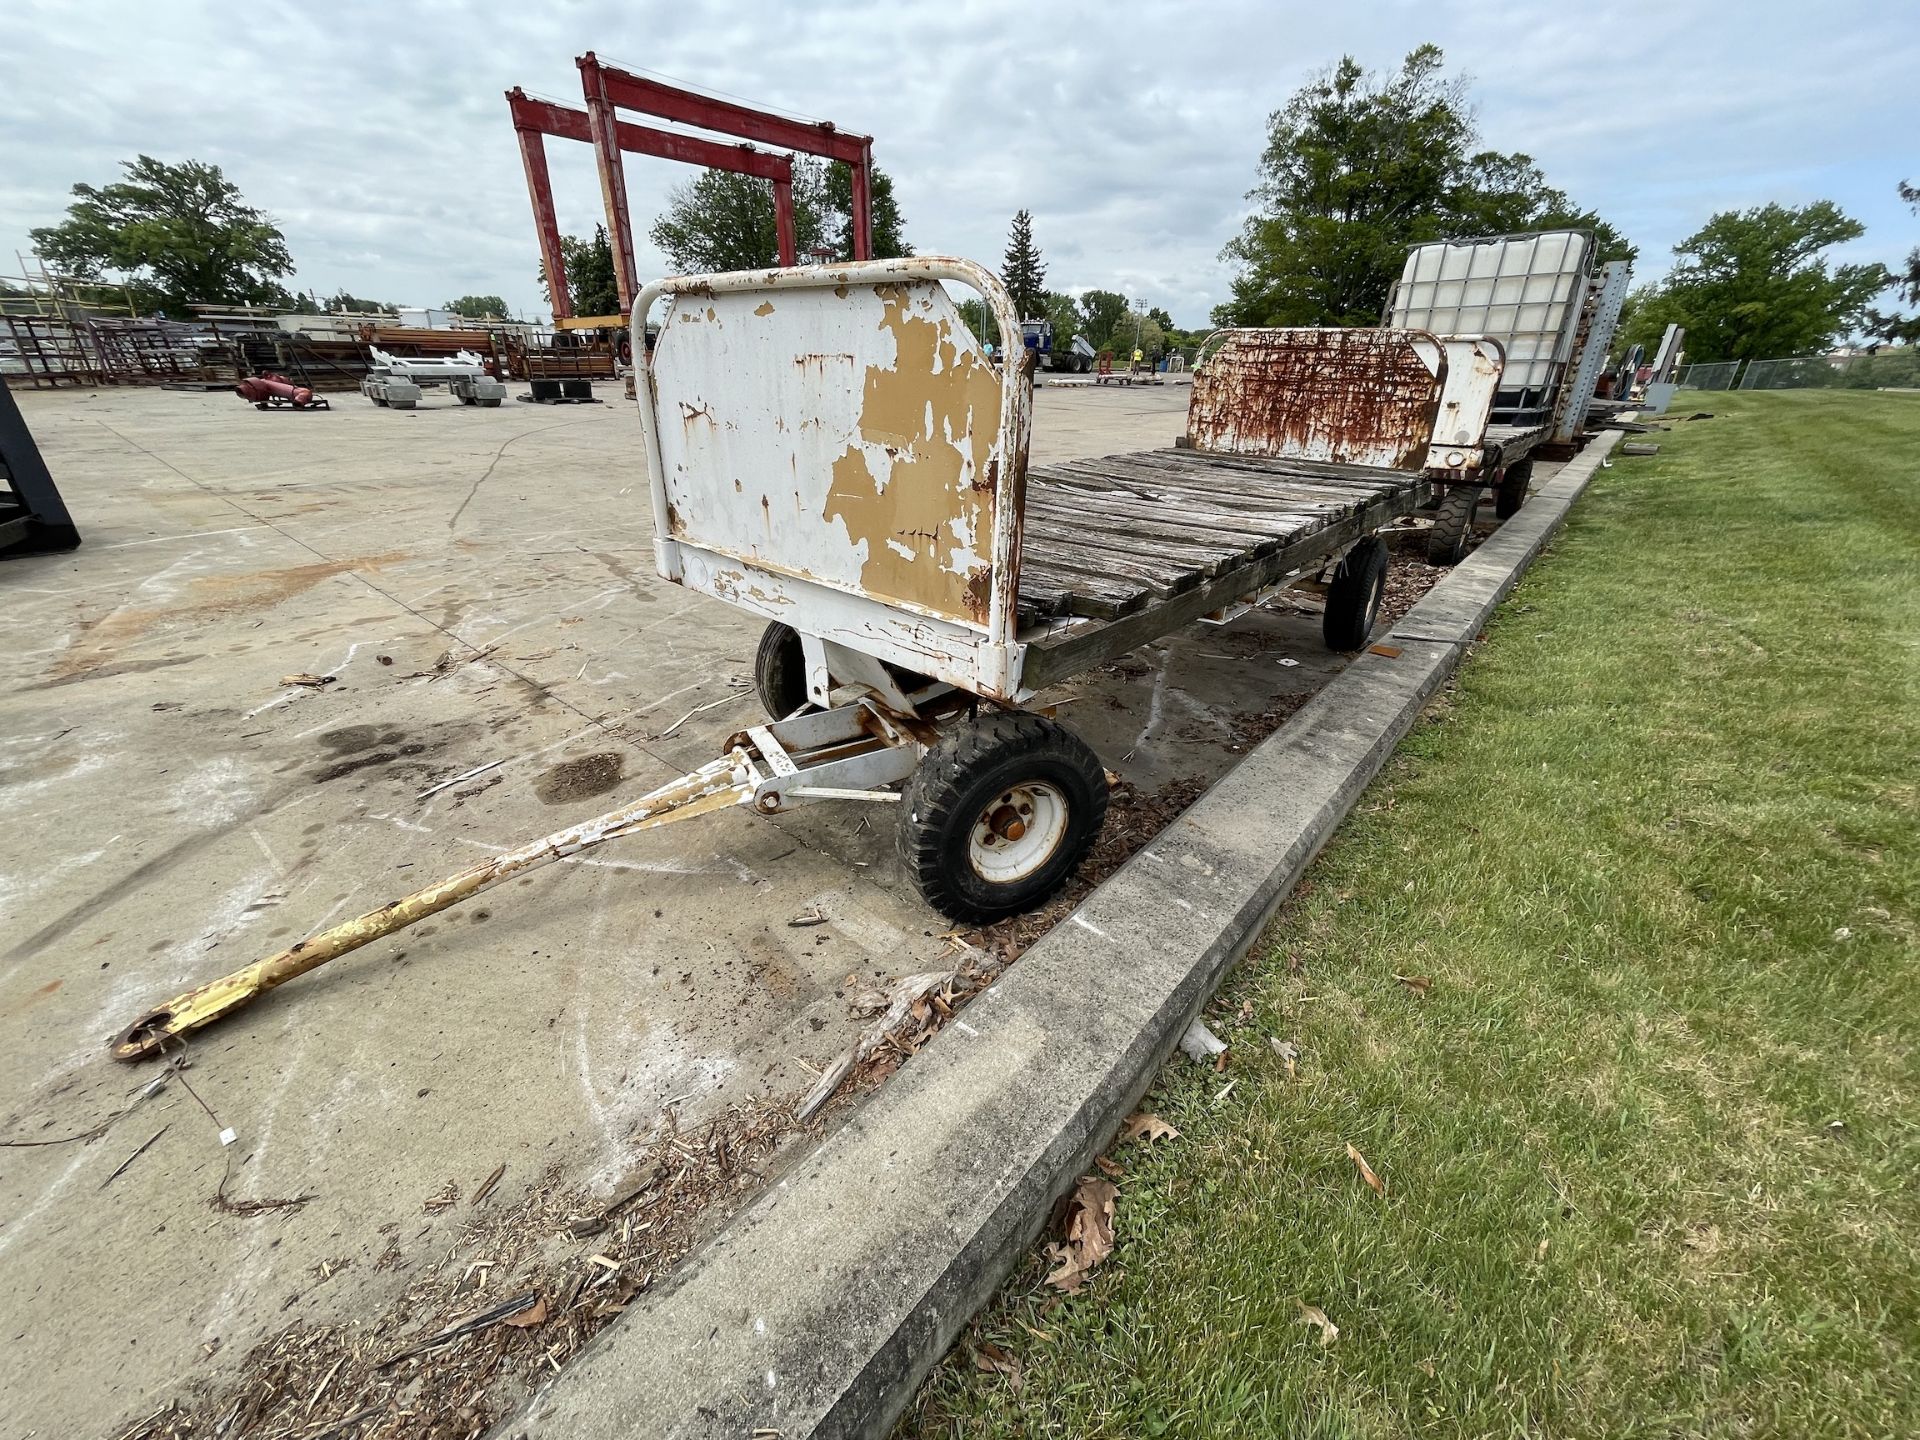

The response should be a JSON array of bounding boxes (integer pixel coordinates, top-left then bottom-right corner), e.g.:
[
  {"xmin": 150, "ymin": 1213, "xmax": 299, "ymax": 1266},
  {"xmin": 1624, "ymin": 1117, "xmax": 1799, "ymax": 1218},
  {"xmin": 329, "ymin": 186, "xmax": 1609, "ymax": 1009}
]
[
  {"xmin": 110, "ymin": 694, "xmax": 939, "ymax": 1060},
  {"xmin": 109, "ymin": 748, "xmax": 761, "ymax": 1060}
]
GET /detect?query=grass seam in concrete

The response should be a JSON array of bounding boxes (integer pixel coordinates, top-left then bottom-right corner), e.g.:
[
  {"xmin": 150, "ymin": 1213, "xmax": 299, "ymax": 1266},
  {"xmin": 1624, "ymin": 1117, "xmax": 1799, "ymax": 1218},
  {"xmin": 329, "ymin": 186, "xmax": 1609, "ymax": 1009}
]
[{"xmin": 498, "ymin": 430, "xmax": 1624, "ymax": 1440}]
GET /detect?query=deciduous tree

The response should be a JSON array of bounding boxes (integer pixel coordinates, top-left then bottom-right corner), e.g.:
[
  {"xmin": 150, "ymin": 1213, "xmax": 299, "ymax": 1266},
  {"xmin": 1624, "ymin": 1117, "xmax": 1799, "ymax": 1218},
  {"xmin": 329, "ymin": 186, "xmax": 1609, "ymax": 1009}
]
[
  {"xmin": 30, "ymin": 155, "xmax": 296, "ymax": 318},
  {"xmin": 1076, "ymin": 289, "xmax": 1131, "ymax": 353},
  {"xmin": 443, "ymin": 295, "xmax": 509, "ymax": 320},
  {"xmin": 648, "ymin": 159, "xmax": 911, "ymax": 273},
  {"xmin": 1621, "ymin": 202, "xmax": 1890, "ymax": 361},
  {"xmin": 1865, "ymin": 180, "xmax": 1919, "ymax": 346},
  {"xmin": 1217, "ymin": 46, "xmax": 1630, "ymax": 328}
]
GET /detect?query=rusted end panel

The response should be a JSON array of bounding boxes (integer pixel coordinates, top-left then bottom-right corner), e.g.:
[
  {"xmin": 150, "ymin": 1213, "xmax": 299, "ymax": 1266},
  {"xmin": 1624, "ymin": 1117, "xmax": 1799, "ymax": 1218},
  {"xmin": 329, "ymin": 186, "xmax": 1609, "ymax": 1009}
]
[
  {"xmin": 1188, "ymin": 328, "xmax": 1445, "ymax": 471},
  {"xmin": 651, "ymin": 277, "xmax": 1004, "ymax": 629}
]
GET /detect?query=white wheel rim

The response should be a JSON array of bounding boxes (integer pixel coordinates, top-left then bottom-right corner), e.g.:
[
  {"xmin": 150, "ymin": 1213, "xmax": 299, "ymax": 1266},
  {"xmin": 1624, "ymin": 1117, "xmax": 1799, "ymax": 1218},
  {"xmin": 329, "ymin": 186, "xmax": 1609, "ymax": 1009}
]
[{"xmin": 966, "ymin": 782, "xmax": 1070, "ymax": 884}]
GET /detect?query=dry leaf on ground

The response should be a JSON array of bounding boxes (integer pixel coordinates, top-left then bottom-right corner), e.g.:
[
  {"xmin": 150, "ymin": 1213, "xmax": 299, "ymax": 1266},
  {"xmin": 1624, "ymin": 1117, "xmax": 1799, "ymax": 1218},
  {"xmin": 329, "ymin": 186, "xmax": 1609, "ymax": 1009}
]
[
  {"xmin": 1299, "ymin": 1302, "xmax": 1340, "ymax": 1346},
  {"xmin": 1044, "ymin": 1176, "xmax": 1119, "ymax": 1292},
  {"xmin": 1093, "ymin": 1155, "xmax": 1124, "ymax": 1178},
  {"xmin": 973, "ymin": 1341, "xmax": 1023, "ymax": 1389},
  {"xmin": 1269, "ymin": 1038, "xmax": 1300, "ymax": 1078},
  {"xmin": 1346, "ymin": 1142, "xmax": 1386, "ymax": 1196},
  {"xmin": 1393, "ymin": 973, "xmax": 1434, "ymax": 997},
  {"xmin": 502, "ymin": 1296, "xmax": 547, "ymax": 1329},
  {"xmin": 1120, "ymin": 1112, "xmax": 1179, "ymax": 1144}
]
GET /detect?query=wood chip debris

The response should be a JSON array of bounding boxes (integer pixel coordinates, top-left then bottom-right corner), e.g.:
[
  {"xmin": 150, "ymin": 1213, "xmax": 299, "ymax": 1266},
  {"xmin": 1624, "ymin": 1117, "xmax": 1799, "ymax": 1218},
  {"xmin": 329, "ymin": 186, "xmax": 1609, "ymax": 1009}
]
[
  {"xmin": 280, "ymin": 673, "xmax": 336, "ymax": 689},
  {"xmin": 796, "ymin": 970, "xmax": 955, "ymax": 1121},
  {"xmin": 419, "ymin": 761, "xmax": 503, "ymax": 800}
]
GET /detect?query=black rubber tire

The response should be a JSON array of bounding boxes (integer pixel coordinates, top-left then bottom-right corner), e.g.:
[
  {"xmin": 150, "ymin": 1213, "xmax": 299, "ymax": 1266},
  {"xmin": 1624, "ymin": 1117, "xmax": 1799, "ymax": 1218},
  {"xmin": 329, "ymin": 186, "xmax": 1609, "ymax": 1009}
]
[
  {"xmin": 753, "ymin": 621, "xmax": 808, "ymax": 718},
  {"xmin": 1426, "ymin": 486, "xmax": 1482, "ymax": 565},
  {"xmin": 1494, "ymin": 457, "xmax": 1534, "ymax": 520},
  {"xmin": 1323, "ymin": 536, "xmax": 1389, "ymax": 651},
  {"xmin": 898, "ymin": 712, "xmax": 1108, "ymax": 923}
]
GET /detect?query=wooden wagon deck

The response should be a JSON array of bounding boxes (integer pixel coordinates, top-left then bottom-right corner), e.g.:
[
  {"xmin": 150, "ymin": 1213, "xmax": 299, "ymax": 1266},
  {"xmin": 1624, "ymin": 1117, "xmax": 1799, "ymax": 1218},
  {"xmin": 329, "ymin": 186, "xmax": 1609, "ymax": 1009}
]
[
  {"xmin": 1015, "ymin": 446, "xmax": 1436, "ymax": 690},
  {"xmin": 1018, "ymin": 446, "xmax": 1431, "ymax": 622}
]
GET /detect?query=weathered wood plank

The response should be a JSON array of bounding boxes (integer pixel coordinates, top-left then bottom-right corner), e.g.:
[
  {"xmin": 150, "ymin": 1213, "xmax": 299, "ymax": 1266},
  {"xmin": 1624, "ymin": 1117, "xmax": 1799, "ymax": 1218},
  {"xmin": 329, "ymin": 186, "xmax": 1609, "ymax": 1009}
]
[
  {"xmin": 1023, "ymin": 530, "xmax": 1200, "ymax": 596},
  {"xmin": 1022, "ymin": 515, "xmax": 1240, "ymax": 577},
  {"xmin": 1047, "ymin": 456, "xmax": 1367, "ymax": 516},
  {"xmin": 1020, "ymin": 557, "xmax": 1150, "ymax": 619},
  {"xmin": 1042, "ymin": 488, "xmax": 1325, "ymax": 543}
]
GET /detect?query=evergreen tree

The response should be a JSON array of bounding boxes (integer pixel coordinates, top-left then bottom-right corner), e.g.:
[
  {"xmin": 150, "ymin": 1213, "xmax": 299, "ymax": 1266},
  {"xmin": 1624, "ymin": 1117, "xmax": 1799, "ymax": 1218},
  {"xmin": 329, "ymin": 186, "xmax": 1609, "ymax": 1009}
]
[
  {"xmin": 538, "ymin": 225, "xmax": 622, "ymax": 318},
  {"xmin": 1001, "ymin": 210, "xmax": 1047, "ymax": 321}
]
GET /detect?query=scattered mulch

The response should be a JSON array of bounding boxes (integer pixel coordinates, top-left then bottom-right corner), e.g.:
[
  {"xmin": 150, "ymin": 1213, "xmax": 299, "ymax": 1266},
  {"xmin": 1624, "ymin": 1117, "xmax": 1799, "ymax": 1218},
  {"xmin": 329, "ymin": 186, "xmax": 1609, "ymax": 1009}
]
[
  {"xmin": 117, "ymin": 1100, "xmax": 799, "ymax": 1440},
  {"xmin": 1379, "ymin": 553, "xmax": 1449, "ymax": 629}
]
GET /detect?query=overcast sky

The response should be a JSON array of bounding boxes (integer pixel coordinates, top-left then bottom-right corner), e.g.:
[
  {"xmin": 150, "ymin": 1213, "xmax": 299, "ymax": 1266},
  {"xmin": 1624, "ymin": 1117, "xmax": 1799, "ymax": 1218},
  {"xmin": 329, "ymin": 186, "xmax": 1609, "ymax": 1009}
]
[{"xmin": 3, "ymin": 0, "xmax": 1915, "ymax": 327}]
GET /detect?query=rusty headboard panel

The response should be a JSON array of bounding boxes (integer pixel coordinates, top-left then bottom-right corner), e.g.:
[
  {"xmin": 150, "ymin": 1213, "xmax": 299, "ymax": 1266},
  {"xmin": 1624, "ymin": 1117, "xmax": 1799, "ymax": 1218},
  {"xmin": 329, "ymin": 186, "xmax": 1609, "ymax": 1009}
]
[{"xmin": 1187, "ymin": 328, "xmax": 1447, "ymax": 470}]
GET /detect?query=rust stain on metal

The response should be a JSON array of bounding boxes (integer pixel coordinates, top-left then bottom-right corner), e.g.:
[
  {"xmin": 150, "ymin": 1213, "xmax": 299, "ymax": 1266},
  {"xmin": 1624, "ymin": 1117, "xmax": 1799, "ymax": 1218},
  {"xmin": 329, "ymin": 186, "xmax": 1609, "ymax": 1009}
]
[
  {"xmin": 822, "ymin": 286, "xmax": 1000, "ymax": 624},
  {"xmin": 1189, "ymin": 329, "xmax": 1442, "ymax": 470}
]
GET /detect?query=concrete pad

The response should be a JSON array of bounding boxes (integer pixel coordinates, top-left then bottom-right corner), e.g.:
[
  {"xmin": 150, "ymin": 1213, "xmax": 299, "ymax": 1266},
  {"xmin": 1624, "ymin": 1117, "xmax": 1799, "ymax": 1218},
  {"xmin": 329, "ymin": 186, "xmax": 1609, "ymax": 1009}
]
[
  {"xmin": 500, "ymin": 432, "xmax": 1623, "ymax": 1439},
  {"xmin": 0, "ymin": 378, "xmax": 1380, "ymax": 1436}
]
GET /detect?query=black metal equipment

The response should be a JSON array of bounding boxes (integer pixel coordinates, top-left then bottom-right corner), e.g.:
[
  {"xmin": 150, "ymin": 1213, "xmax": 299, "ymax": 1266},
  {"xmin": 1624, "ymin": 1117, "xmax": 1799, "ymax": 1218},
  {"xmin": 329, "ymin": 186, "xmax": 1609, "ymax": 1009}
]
[{"xmin": 0, "ymin": 372, "xmax": 80, "ymax": 557}]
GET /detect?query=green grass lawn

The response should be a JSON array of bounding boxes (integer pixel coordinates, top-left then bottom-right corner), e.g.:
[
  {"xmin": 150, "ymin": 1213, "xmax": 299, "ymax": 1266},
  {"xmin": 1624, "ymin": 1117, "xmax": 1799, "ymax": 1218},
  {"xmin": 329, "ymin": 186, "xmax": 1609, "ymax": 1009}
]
[{"xmin": 904, "ymin": 390, "xmax": 1920, "ymax": 1439}]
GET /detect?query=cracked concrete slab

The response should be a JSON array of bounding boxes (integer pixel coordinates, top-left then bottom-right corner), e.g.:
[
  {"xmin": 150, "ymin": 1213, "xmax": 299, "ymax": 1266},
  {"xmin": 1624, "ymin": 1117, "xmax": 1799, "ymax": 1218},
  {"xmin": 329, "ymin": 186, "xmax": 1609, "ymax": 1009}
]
[{"xmin": 0, "ymin": 379, "xmax": 1420, "ymax": 1437}]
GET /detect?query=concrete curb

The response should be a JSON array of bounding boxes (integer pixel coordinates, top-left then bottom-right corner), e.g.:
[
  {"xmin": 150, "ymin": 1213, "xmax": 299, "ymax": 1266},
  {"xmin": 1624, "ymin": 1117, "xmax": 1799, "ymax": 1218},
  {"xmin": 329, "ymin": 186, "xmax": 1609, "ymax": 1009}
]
[{"xmin": 500, "ymin": 432, "xmax": 1624, "ymax": 1440}]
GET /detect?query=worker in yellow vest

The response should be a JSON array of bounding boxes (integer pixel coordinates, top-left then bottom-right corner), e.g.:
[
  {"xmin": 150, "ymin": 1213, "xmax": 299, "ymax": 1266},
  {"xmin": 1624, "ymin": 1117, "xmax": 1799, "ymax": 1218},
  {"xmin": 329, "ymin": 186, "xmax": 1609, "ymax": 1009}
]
[{"xmin": 1131, "ymin": 346, "xmax": 1144, "ymax": 375}]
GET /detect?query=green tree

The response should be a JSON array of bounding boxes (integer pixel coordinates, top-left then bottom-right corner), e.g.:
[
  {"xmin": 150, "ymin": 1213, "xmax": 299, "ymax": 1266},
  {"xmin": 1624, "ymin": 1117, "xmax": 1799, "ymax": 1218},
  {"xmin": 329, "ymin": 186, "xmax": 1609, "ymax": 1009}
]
[
  {"xmin": 649, "ymin": 162, "xmax": 826, "ymax": 273},
  {"xmin": 821, "ymin": 162, "xmax": 912, "ymax": 260},
  {"xmin": 1217, "ymin": 46, "xmax": 1630, "ymax": 328},
  {"xmin": 1001, "ymin": 210, "xmax": 1047, "ymax": 321},
  {"xmin": 444, "ymin": 294, "xmax": 509, "ymax": 320},
  {"xmin": 1077, "ymin": 289, "xmax": 1131, "ymax": 353},
  {"xmin": 327, "ymin": 290, "xmax": 397, "ymax": 316},
  {"xmin": 30, "ymin": 155, "xmax": 296, "ymax": 318},
  {"xmin": 1866, "ymin": 180, "xmax": 1919, "ymax": 346},
  {"xmin": 1621, "ymin": 202, "xmax": 1891, "ymax": 361},
  {"xmin": 539, "ymin": 225, "xmax": 623, "ymax": 318},
  {"xmin": 648, "ymin": 159, "xmax": 911, "ymax": 274},
  {"xmin": 1044, "ymin": 291, "xmax": 1081, "ymax": 348}
]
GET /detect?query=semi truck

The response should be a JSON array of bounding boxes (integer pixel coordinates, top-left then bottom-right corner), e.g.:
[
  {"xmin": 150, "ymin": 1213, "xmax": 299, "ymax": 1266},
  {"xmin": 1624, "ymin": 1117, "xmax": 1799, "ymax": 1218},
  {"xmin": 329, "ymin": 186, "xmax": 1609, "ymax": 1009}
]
[{"xmin": 1021, "ymin": 318, "xmax": 1097, "ymax": 374}]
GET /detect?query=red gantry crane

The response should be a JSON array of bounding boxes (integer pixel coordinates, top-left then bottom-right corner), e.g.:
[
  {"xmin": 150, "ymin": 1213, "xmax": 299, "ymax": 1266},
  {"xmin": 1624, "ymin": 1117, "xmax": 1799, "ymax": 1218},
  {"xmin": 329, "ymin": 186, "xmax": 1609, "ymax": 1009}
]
[{"xmin": 507, "ymin": 54, "xmax": 876, "ymax": 325}]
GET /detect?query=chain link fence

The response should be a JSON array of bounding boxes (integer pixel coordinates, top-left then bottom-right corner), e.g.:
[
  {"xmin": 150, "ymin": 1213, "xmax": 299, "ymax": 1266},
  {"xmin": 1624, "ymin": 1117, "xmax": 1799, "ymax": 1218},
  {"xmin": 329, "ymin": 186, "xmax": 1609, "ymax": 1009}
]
[
  {"xmin": 1675, "ymin": 360, "xmax": 1741, "ymax": 390},
  {"xmin": 1738, "ymin": 351, "xmax": 1920, "ymax": 391}
]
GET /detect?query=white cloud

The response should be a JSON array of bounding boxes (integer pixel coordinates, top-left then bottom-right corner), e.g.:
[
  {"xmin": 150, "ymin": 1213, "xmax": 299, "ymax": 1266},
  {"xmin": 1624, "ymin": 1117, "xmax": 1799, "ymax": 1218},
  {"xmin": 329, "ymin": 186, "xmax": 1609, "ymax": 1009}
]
[{"xmin": 2, "ymin": 0, "xmax": 1914, "ymax": 326}]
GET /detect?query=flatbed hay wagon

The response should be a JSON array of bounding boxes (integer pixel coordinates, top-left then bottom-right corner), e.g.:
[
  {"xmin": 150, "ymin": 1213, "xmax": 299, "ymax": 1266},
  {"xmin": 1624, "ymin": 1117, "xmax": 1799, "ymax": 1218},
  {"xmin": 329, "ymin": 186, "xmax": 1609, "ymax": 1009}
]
[{"xmin": 114, "ymin": 255, "xmax": 1530, "ymax": 1058}]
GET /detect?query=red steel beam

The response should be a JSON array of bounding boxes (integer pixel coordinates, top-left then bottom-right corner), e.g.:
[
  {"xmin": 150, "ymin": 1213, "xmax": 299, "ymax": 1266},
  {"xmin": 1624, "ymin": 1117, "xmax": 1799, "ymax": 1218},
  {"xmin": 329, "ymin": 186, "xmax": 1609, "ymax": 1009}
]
[
  {"xmin": 512, "ymin": 121, "xmax": 572, "ymax": 322},
  {"xmin": 576, "ymin": 53, "xmax": 871, "ymax": 260},
  {"xmin": 508, "ymin": 91, "xmax": 793, "ymax": 181},
  {"xmin": 579, "ymin": 68, "xmax": 641, "ymax": 314},
  {"xmin": 506, "ymin": 88, "xmax": 800, "ymax": 315},
  {"xmin": 579, "ymin": 53, "xmax": 868, "ymax": 164}
]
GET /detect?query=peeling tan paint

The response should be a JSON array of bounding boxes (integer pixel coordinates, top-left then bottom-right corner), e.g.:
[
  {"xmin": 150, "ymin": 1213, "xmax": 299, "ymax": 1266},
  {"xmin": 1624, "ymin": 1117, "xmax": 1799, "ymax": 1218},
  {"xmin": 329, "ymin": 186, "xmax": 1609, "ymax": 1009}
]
[
  {"xmin": 753, "ymin": 300, "xmax": 776, "ymax": 316},
  {"xmin": 821, "ymin": 287, "xmax": 1001, "ymax": 624}
]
